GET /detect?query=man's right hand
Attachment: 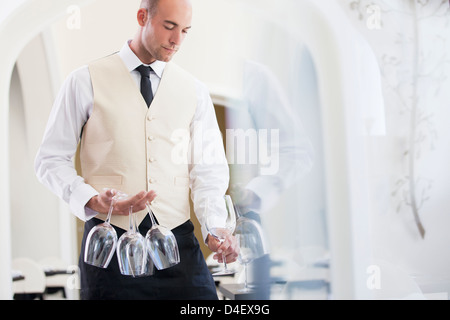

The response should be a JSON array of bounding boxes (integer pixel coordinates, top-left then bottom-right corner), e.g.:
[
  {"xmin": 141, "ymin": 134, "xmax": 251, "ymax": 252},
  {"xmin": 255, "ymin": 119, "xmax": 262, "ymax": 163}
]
[{"xmin": 86, "ymin": 189, "xmax": 157, "ymax": 216}]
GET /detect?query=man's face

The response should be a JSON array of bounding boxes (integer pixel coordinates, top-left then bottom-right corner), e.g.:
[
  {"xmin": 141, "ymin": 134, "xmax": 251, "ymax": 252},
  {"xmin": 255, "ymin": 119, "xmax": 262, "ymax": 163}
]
[{"xmin": 141, "ymin": 0, "xmax": 192, "ymax": 62}]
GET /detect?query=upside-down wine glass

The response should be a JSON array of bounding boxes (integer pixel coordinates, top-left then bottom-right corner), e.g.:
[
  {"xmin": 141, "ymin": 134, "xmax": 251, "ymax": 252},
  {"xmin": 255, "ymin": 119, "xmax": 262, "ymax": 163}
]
[
  {"xmin": 234, "ymin": 205, "xmax": 268, "ymax": 292},
  {"xmin": 84, "ymin": 191, "xmax": 127, "ymax": 268},
  {"xmin": 205, "ymin": 195, "xmax": 237, "ymax": 276},
  {"xmin": 145, "ymin": 202, "xmax": 180, "ymax": 270},
  {"xmin": 116, "ymin": 205, "xmax": 154, "ymax": 277}
]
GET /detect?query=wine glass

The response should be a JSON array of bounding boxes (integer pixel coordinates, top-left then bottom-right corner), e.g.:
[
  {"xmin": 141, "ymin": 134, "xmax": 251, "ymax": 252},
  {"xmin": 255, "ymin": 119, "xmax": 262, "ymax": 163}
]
[
  {"xmin": 235, "ymin": 211, "xmax": 267, "ymax": 292},
  {"xmin": 117, "ymin": 205, "xmax": 154, "ymax": 277},
  {"xmin": 205, "ymin": 195, "xmax": 237, "ymax": 276},
  {"xmin": 84, "ymin": 191, "xmax": 127, "ymax": 268},
  {"xmin": 145, "ymin": 202, "xmax": 180, "ymax": 270}
]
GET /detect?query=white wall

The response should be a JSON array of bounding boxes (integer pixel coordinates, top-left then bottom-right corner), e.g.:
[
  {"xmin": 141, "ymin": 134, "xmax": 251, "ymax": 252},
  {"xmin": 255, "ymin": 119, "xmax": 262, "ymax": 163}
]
[
  {"xmin": 338, "ymin": 0, "xmax": 450, "ymax": 297},
  {"xmin": 10, "ymin": 35, "xmax": 61, "ymax": 261},
  {"xmin": 0, "ymin": 0, "xmax": 95, "ymax": 299},
  {"xmin": 49, "ymin": 0, "xmax": 140, "ymax": 79}
]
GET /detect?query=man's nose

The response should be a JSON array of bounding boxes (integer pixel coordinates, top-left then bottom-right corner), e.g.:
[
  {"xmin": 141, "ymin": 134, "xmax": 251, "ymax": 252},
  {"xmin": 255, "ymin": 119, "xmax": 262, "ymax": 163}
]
[{"xmin": 170, "ymin": 30, "xmax": 183, "ymax": 45}]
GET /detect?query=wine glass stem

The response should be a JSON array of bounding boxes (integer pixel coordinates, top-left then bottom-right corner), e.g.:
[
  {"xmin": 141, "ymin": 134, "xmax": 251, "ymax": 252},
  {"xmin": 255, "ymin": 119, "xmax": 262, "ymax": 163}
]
[
  {"xmin": 129, "ymin": 206, "xmax": 135, "ymax": 232},
  {"xmin": 106, "ymin": 199, "xmax": 115, "ymax": 224},
  {"xmin": 244, "ymin": 263, "xmax": 248, "ymax": 290},
  {"xmin": 146, "ymin": 202, "xmax": 157, "ymax": 226},
  {"xmin": 222, "ymin": 252, "xmax": 228, "ymax": 271}
]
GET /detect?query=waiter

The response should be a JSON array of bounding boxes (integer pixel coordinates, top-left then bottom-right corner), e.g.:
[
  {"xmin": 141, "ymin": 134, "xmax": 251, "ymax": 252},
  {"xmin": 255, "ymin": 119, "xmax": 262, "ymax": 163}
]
[{"xmin": 35, "ymin": 0, "xmax": 238, "ymax": 299}]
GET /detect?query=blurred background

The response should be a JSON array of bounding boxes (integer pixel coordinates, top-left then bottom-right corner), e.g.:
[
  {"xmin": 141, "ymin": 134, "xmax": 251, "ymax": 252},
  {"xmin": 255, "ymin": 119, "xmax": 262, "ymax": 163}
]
[{"xmin": 0, "ymin": 0, "xmax": 449, "ymax": 300}]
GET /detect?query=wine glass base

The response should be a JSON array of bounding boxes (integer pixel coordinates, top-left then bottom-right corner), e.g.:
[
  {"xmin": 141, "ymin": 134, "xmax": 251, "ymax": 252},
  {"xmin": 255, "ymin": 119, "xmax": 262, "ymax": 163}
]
[
  {"xmin": 212, "ymin": 269, "xmax": 235, "ymax": 276},
  {"xmin": 237, "ymin": 282, "xmax": 257, "ymax": 293}
]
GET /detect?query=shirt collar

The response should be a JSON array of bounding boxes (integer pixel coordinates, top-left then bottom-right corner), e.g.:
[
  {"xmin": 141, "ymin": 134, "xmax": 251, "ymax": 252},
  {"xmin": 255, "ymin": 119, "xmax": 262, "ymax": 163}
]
[{"xmin": 118, "ymin": 40, "xmax": 166, "ymax": 79}]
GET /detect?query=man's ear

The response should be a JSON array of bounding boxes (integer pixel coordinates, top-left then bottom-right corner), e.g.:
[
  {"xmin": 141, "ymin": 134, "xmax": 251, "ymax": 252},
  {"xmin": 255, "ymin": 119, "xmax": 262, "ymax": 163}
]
[{"xmin": 137, "ymin": 8, "xmax": 148, "ymax": 27}]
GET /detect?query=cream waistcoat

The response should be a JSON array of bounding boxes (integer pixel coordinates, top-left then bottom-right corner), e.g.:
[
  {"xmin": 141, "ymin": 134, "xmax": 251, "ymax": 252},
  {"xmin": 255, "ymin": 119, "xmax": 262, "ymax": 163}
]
[{"xmin": 77, "ymin": 54, "xmax": 197, "ymax": 230}]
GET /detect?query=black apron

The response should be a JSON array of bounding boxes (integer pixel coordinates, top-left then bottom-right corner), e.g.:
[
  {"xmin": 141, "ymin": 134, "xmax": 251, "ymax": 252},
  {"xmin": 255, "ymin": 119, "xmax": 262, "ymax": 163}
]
[{"xmin": 79, "ymin": 215, "xmax": 218, "ymax": 300}]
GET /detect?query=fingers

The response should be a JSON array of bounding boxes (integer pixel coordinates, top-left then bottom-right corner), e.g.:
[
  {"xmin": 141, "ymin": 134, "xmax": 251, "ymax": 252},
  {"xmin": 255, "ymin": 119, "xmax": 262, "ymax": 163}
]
[
  {"xmin": 104, "ymin": 188, "xmax": 115, "ymax": 198},
  {"xmin": 97, "ymin": 188, "xmax": 120, "ymax": 209},
  {"xmin": 131, "ymin": 190, "xmax": 157, "ymax": 211},
  {"xmin": 110, "ymin": 190, "xmax": 157, "ymax": 216},
  {"xmin": 206, "ymin": 234, "xmax": 220, "ymax": 252},
  {"xmin": 94, "ymin": 189, "xmax": 117, "ymax": 212},
  {"xmin": 99, "ymin": 188, "xmax": 113, "ymax": 202},
  {"xmin": 213, "ymin": 235, "xmax": 239, "ymax": 264}
]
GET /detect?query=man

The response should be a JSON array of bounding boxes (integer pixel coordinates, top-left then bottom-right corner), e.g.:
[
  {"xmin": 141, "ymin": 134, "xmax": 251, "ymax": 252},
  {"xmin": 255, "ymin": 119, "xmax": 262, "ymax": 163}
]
[{"xmin": 35, "ymin": 0, "xmax": 238, "ymax": 299}]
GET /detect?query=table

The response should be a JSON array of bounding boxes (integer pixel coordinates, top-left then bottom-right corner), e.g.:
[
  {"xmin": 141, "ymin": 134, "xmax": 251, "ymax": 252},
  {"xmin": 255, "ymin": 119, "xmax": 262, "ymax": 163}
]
[
  {"xmin": 43, "ymin": 269, "xmax": 76, "ymax": 298},
  {"xmin": 44, "ymin": 269, "xmax": 75, "ymax": 276},
  {"xmin": 12, "ymin": 270, "xmax": 25, "ymax": 282},
  {"xmin": 218, "ymin": 283, "xmax": 259, "ymax": 300},
  {"xmin": 219, "ymin": 279, "xmax": 330, "ymax": 300},
  {"xmin": 13, "ymin": 275, "xmax": 25, "ymax": 281}
]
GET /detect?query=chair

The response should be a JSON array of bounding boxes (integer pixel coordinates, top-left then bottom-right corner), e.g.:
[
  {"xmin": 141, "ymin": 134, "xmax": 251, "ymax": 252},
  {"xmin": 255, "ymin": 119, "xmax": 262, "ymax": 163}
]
[
  {"xmin": 38, "ymin": 256, "xmax": 73, "ymax": 299},
  {"xmin": 12, "ymin": 257, "xmax": 46, "ymax": 300}
]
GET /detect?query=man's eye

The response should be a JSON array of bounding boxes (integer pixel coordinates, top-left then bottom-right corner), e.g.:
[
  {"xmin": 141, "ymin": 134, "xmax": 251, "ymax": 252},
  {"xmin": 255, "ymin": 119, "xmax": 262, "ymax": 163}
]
[{"xmin": 164, "ymin": 26, "xmax": 174, "ymax": 30}]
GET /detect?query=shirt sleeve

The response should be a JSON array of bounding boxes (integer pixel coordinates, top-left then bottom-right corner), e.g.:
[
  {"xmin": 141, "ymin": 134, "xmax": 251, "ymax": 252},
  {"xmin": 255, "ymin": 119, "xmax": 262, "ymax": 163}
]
[
  {"xmin": 189, "ymin": 80, "xmax": 230, "ymax": 243},
  {"xmin": 238, "ymin": 60, "xmax": 314, "ymax": 214},
  {"xmin": 34, "ymin": 66, "xmax": 99, "ymax": 221}
]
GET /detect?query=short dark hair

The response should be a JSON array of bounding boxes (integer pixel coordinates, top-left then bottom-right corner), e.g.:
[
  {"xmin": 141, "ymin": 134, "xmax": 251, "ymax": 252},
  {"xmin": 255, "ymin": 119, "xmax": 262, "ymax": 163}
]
[{"xmin": 140, "ymin": 0, "xmax": 160, "ymax": 18}]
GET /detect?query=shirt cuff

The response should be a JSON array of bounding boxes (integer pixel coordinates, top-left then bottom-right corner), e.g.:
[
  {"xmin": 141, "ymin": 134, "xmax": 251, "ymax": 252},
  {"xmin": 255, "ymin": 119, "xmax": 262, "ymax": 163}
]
[
  {"xmin": 69, "ymin": 183, "xmax": 100, "ymax": 221},
  {"xmin": 200, "ymin": 223, "xmax": 209, "ymax": 245}
]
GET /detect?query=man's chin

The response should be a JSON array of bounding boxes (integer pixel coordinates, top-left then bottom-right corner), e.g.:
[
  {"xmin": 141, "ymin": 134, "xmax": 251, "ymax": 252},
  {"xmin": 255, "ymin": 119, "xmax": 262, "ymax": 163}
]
[{"xmin": 155, "ymin": 53, "xmax": 174, "ymax": 62}]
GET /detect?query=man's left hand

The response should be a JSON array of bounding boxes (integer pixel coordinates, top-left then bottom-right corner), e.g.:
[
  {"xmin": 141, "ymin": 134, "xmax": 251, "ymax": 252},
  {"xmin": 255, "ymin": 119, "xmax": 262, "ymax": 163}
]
[{"xmin": 206, "ymin": 233, "xmax": 239, "ymax": 264}]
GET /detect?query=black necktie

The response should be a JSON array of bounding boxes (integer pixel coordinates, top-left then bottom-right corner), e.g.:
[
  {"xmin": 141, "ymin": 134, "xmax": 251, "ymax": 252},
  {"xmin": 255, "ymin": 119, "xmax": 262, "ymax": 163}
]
[{"xmin": 136, "ymin": 65, "xmax": 153, "ymax": 107}]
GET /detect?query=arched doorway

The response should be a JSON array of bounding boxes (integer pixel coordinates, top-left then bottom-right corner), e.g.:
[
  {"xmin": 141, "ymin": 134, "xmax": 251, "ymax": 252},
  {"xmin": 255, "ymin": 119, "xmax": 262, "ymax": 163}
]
[{"xmin": 0, "ymin": 0, "xmax": 95, "ymax": 299}]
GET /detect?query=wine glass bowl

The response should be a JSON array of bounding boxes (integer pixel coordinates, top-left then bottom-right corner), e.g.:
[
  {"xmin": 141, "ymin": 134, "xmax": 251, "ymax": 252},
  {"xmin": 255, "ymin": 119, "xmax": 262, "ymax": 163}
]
[
  {"xmin": 235, "ymin": 215, "xmax": 267, "ymax": 292},
  {"xmin": 84, "ymin": 191, "xmax": 127, "ymax": 268},
  {"xmin": 117, "ymin": 206, "xmax": 154, "ymax": 277},
  {"xmin": 205, "ymin": 195, "xmax": 237, "ymax": 276},
  {"xmin": 117, "ymin": 229, "xmax": 134, "ymax": 275},
  {"xmin": 145, "ymin": 203, "xmax": 180, "ymax": 270},
  {"xmin": 84, "ymin": 223, "xmax": 117, "ymax": 268}
]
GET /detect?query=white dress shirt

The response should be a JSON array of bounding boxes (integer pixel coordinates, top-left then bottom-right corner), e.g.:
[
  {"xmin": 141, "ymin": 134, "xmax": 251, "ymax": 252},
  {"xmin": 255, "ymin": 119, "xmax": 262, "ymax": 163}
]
[{"xmin": 35, "ymin": 41, "xmax": 229, "ymax": 240}]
